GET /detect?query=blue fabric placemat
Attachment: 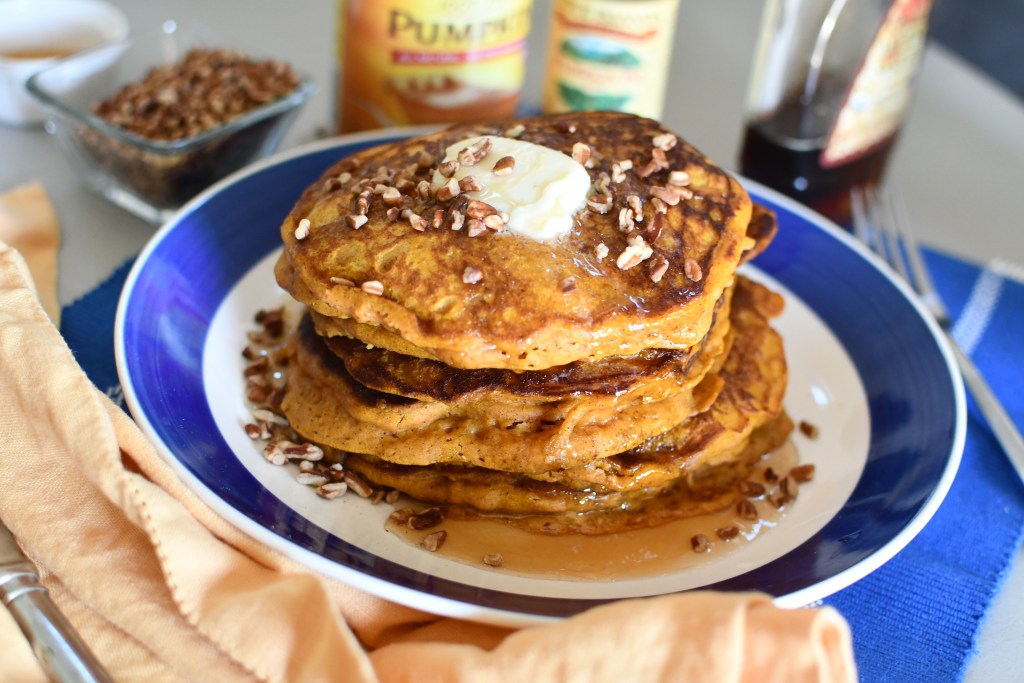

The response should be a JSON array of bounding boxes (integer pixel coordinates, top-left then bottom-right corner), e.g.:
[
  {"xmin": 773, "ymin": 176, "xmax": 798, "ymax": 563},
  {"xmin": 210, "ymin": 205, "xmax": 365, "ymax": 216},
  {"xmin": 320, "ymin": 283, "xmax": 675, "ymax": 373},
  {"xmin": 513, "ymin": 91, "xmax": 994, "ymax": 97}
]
[
  {"xmin": 823, "ymin": 251, "xmax": 1024, "ymax": 682},
  {"xmin": 61, "ymin": 249, "xmax": 1024, "ymax": 682}
]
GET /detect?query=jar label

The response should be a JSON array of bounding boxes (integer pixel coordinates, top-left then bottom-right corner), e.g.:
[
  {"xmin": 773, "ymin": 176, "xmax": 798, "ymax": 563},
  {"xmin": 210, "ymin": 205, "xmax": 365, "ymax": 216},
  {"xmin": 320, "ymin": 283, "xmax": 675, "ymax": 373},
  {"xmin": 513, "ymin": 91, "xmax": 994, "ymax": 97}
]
[
  {"xmin": 821, "ymin": 0, "xmax": 932, "ymax": 167},
  {"xmin": 338, "ymin": 0, "xmax": 532, "ymax": 133},
  {"xmin": 542, "ymin": 0, "xmax": 680, "ymax": 120}
]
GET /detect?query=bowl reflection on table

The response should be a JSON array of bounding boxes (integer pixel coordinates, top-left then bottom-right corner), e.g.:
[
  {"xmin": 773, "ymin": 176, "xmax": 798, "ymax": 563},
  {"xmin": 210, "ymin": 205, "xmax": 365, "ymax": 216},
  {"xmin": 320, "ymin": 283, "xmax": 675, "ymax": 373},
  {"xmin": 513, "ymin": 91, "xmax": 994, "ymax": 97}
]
[{"xmin": 25, "ymin": 21, "xmax": 315, "ymax": 224}]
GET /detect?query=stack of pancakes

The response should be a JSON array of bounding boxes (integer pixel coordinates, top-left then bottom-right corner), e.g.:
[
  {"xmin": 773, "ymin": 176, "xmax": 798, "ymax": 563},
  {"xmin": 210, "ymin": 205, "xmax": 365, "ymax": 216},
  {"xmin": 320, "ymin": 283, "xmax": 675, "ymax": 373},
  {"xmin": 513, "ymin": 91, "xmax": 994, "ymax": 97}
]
[{"xmin": 274, "ymin": 112, "xmax": 792, "ymax": 535}]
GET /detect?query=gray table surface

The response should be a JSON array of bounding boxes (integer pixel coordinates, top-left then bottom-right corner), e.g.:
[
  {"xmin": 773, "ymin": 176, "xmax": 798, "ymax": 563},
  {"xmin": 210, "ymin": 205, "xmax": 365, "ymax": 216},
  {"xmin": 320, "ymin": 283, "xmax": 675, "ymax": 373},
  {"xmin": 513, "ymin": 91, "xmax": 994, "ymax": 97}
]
[{"xmin": 1, "ymin": 1, "xmax": 1021, "ymax": 680}]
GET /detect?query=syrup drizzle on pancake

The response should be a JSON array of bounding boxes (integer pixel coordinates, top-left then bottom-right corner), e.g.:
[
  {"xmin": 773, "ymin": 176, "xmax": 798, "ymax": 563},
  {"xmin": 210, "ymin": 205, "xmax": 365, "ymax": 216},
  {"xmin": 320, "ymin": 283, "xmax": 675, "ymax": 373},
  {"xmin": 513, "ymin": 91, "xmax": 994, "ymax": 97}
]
[{"xmin": 385, "ymin": 441, "xmax": 799, "ymax": 580}]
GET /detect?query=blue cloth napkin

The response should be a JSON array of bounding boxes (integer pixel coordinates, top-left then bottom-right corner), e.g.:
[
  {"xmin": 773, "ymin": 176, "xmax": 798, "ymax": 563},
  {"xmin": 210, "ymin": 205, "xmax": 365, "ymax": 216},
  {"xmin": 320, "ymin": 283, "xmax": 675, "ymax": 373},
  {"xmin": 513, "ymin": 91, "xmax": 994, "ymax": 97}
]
[{"xmin": 61, "ymin": 249, "xmax": 1024, "ymax": 683}]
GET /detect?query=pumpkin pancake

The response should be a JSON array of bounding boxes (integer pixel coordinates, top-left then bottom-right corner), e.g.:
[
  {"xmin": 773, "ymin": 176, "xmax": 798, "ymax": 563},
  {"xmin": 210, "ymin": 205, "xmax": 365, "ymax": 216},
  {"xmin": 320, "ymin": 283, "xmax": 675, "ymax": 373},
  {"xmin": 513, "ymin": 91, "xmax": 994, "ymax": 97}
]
[
  {"xmin": 539, "ymin": 275, "xmax": 788, "ymax": 491},
  {"xmin": 343, "ymin": 415, "xmax": 792, "ymax": 535},
  {"xmin": 320, "ymin": 291, "xmax": 732, "ymax": 403},
  {"xmin": 741, "ymin": 203, "xmax": 777, "ymax": 265},
  {"xmin": 339, "ymin": 278, "xmax": 792, "ymax": 533},
  {"xmin": 274, "ymin": 112, "xmax": 754, "ymax": 370},
  {"xmin": 280, "ymin": 287, "xmax": 734, "ymax": 474}
]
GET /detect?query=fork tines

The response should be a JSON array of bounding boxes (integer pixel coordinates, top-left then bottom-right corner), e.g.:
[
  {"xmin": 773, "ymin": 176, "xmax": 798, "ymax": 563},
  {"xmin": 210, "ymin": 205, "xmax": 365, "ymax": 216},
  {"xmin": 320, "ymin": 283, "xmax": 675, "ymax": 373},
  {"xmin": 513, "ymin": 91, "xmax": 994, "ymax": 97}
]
[
  {"xmin": 850, "ymin": 185, "xmax": 1024, "ymax": 484},
  {"xmin": 850, "ymin": 186, "xmax": 950, "ymax": 326}
]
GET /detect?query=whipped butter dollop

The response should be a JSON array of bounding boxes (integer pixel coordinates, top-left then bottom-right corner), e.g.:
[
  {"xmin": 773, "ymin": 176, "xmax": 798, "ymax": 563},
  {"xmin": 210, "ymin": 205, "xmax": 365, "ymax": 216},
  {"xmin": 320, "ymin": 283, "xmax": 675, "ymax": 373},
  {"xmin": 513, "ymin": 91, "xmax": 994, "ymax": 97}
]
[{"xmin": 432, "ymin": 135, "xmax": 591, "ymax": 242}]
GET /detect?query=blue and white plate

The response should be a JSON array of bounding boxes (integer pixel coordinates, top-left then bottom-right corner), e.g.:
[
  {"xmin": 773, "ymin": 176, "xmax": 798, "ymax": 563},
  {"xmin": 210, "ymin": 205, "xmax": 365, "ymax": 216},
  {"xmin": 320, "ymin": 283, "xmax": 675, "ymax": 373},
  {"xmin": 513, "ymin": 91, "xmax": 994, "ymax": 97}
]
[{"xmin": 115, "ymin": 130, "xmax": 965, "ymax": 626}]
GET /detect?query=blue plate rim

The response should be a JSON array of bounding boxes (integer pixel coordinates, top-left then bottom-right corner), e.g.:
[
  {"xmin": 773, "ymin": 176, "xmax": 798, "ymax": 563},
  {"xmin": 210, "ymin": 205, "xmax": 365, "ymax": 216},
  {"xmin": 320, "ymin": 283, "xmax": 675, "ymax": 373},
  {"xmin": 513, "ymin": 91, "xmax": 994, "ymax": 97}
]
[
  {"xmin": 738, "ymin": 176, "xmax": 966, "ymax": 606},
  {"xmin": 114, "ymin": 129, "xmax": 966, "ymax": 625}
]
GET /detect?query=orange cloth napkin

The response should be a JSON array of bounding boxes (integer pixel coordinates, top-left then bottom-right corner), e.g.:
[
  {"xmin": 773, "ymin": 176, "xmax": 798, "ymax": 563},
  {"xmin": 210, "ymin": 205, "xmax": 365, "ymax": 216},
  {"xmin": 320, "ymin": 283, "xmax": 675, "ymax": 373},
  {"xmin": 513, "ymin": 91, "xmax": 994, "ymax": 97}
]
[
  {"xmin": 0, "ymin": 184, "xmax": 857, "ymax": 683},
  {"xmin": 0, "ymin": 183, "xmax": 60, "ymax": 324}
]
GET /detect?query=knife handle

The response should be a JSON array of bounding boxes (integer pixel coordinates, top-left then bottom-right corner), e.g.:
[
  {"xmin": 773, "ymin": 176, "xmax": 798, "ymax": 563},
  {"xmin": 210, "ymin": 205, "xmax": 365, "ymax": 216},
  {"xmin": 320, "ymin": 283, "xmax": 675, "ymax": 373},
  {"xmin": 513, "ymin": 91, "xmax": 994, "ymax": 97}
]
[{"xmin": 1, "ymin": 572, "xmax": 114, "ymax": 683}]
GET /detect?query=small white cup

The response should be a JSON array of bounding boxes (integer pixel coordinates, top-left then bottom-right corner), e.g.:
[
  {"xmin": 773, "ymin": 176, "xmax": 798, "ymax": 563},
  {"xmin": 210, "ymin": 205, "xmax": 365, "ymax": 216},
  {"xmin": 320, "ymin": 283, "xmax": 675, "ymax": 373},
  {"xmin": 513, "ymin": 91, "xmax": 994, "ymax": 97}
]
[{"xmin": 0, "ymin": 0, "xmax": 128, "ymax": 125}]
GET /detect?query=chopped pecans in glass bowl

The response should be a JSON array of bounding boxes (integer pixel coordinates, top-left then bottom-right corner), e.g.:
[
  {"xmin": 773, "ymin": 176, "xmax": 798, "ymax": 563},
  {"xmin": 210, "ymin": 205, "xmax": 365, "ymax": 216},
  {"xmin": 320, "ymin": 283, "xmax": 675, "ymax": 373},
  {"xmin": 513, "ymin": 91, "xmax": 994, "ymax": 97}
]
[{"xmin": 27, "ymin": 26, "xmax": 315, "ymax": 223}]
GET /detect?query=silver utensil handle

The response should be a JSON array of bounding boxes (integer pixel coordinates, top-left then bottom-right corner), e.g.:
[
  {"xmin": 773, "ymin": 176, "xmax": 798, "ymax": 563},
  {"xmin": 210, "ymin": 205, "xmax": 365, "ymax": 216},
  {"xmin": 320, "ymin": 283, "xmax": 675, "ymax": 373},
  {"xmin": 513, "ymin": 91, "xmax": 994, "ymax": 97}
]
[
  {"xmin": 950, "ymin": 340, "xmax": 1024, "ymax": 483},
  {"xmin": 2, "ymin": 573, "xmax": 114, "ymax": 683}
]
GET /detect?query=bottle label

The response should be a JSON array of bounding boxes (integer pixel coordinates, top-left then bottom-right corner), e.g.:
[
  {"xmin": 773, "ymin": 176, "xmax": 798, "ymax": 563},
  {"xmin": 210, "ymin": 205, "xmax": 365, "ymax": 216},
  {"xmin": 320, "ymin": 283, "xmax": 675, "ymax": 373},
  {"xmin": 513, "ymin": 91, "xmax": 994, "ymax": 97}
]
[
  {"xmin": 542, "ymin": 0, "xmax": 680, "ymax": 120},
  {"xmin": 338, "ymin": 0, "xmax": 532, "ymax": 133},
  {"xmin": 821, "ymin": 0, "xmax": 932, "ymax": 167}
]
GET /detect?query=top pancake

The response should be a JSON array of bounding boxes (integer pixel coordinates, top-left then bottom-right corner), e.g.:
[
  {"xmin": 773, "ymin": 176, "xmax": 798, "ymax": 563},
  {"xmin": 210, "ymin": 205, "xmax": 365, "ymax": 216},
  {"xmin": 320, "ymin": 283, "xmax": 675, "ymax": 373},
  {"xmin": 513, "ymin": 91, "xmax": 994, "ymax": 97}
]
[{"xmin": 275, "ymin": 112, "xmax": 753, "ymax": 370}]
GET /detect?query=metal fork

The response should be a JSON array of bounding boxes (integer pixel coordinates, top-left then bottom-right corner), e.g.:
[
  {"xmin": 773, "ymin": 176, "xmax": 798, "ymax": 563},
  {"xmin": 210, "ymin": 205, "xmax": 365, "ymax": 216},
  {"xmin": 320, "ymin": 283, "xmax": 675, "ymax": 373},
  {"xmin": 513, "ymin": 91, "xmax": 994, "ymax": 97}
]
[{"xmin": 851, "ymin": 187, "xmax": 1024, "ymax": 484}]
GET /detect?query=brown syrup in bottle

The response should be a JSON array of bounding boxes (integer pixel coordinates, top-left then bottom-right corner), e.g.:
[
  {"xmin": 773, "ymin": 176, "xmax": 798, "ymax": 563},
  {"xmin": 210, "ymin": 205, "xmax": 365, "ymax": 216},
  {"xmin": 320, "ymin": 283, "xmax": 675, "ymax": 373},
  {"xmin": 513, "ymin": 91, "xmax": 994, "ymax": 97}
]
[{"xmin": 739, "ymin": 77, "xmax": 897, "ymax": 228}]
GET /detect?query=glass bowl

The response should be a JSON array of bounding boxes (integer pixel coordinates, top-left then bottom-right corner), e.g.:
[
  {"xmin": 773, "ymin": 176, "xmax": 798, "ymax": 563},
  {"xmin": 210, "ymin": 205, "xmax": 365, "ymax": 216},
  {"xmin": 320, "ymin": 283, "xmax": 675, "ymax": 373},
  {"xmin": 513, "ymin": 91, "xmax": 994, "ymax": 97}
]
[{"xmin": 26, "ymin": 22, "xmax": 316, "ymax": 224}]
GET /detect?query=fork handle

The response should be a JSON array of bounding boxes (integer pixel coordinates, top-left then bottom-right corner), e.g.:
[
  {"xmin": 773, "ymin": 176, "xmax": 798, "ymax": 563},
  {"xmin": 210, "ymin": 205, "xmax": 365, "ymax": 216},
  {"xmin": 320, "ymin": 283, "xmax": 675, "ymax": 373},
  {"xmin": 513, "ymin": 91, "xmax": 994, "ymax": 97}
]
[
  {"xmin": 1, "ymin": 572, "xmax": 115, "ymax": 683},
  {"xmin": 950, "ymin": 340, "xmax": 1024, "ymax": 484}
]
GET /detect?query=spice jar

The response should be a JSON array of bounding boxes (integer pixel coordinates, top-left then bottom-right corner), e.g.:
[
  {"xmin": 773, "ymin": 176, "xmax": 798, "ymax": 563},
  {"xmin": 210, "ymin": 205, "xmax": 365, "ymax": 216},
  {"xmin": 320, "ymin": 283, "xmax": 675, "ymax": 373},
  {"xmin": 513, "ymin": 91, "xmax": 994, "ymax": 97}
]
[
  {"xmin": 542, "ymin": 0, "xmax": 681, "ymax": 120},
  {"xmin": 336, "ymin": 0, "xmax": 533, "ymax": 133},
  {"xmin": 738, "ymin": 0, "xmax": 934, "ymax": 226}
]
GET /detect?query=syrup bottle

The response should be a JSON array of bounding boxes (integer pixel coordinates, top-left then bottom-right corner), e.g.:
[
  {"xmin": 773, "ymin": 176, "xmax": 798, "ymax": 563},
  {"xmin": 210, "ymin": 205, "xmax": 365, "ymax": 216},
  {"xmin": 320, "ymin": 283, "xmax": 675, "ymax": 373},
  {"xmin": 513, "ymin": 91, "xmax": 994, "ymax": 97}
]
[{"xmin": 739, "ymin": 0, "xmax": 934, "ymax": 227}]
